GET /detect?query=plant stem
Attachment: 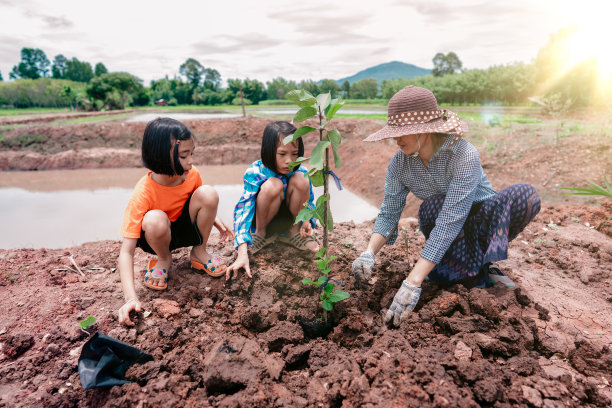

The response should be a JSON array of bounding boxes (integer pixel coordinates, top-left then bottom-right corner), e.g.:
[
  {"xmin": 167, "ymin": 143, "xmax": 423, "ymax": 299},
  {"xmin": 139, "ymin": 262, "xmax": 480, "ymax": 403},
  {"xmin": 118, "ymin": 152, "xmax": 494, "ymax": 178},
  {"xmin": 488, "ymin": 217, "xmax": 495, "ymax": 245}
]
[{"xmin": 319, "ymin": 106, "xmax": 330, "ymax": 251}]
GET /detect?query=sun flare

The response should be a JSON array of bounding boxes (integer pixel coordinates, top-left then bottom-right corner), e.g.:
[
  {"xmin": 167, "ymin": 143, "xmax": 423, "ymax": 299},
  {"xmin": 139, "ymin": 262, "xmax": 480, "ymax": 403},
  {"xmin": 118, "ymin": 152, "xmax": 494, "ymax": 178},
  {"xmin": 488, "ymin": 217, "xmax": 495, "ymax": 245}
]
[{"xmin": 564, "ymin": 26, "xmax": 612, "ymax": 80}]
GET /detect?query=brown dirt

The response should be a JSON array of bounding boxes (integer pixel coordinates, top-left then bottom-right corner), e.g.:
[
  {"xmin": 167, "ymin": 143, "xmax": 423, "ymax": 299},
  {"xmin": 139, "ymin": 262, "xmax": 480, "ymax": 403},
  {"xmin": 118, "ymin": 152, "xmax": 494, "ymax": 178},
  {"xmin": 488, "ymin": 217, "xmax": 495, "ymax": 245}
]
[{"xmin": 1, "ymin": 114, "xmax": 611, "ymax": 407}]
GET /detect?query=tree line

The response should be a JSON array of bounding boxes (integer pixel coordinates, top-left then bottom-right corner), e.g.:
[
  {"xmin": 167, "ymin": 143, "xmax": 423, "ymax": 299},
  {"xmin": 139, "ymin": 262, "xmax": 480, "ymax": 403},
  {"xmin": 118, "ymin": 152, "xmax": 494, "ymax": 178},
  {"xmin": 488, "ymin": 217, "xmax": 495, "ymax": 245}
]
[{"xmin": 0, "ymin": 29, "xmax": 607, "ymax": 110}]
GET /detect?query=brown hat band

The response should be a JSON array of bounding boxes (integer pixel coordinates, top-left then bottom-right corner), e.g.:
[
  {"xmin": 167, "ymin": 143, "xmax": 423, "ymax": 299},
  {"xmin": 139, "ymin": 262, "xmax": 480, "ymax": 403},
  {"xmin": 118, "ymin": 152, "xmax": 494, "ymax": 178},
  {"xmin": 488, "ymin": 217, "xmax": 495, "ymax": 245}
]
[{"xmin": 387, "ymin": 109, "xmax": 449, "ymax": 126}]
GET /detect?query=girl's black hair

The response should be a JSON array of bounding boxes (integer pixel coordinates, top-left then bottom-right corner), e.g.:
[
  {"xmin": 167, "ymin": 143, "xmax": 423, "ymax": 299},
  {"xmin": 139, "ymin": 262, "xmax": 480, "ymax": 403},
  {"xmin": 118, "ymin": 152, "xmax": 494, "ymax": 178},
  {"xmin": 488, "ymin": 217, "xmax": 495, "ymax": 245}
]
[
  {"xmin": 141, "ymin": 117, "xmax": 193, "ymax": 176},
  {"xmin": 261, "ymin": 121, "xmax": 303, "ymax": 173}
]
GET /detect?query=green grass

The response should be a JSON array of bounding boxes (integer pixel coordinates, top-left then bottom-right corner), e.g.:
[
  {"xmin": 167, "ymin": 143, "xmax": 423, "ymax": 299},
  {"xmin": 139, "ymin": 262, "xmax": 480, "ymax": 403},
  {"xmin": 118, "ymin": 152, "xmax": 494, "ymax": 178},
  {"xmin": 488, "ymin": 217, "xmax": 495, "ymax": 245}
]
[
  {"xmin": 0, "ymin": 107, "xmax": 71, "ymax": 117},
  {"xmin": 59, "ymin": 113, "xmax": 132, "ymax": 124}
]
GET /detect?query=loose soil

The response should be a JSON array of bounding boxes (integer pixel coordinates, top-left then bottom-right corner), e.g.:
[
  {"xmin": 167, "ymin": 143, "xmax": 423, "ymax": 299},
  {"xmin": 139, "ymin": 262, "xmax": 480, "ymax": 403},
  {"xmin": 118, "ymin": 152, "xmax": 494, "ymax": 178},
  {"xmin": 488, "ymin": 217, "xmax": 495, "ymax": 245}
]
[{"xmin": 1, "ymin": 113, "xmax": 611, "ymax": 407}]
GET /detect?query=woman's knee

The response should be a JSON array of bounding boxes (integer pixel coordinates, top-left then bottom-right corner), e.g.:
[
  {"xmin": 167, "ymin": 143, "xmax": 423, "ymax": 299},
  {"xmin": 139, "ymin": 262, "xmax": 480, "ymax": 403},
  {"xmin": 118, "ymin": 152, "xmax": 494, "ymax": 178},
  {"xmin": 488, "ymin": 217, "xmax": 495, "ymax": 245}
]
[
  {"xmin": 418, "ymin": 194, "xmax": 446, "ymax": 223},
  {"xmin": 142, "ymin": 210, "xmax": 170, "ymax": 235}
]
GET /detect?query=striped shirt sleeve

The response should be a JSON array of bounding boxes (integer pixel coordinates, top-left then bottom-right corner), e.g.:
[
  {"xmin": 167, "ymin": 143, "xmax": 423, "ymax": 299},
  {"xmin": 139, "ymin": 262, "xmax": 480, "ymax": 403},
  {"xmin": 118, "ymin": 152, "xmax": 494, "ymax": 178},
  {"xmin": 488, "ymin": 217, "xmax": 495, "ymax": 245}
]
[{"xmin": 372, "ymin": 152, "xmax": 410, "ymax": 245}]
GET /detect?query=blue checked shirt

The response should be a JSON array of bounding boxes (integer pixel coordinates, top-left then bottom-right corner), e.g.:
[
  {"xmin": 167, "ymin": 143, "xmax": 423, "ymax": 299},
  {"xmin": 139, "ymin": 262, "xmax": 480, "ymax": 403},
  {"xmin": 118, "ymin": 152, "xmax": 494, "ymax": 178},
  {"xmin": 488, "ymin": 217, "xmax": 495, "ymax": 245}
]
[
  {"xmin": 373, "ymin": 136, "xmax": 496, "ymax": 264},
  {"xmin": 233, "ymin": 160, "xmax": 315, "ymax": 249}
]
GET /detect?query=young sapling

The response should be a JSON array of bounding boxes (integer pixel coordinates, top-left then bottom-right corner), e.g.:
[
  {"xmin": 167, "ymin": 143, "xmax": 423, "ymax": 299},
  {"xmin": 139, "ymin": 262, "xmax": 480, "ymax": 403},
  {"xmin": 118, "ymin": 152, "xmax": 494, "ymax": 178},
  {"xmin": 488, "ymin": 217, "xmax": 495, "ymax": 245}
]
[
  {"xmin": 302, "ymin": 248, "xmax": 350, "ymax": 322},
  {"xmin": 285, "ymin": 89, "xmax": 350, "ymax": 318}
]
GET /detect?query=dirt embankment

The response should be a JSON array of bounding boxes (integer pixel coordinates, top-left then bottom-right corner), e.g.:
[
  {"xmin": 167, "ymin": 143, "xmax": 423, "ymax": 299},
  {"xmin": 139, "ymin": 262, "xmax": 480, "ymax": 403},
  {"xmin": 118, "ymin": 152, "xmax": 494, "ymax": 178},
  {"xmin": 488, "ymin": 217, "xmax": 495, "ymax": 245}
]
[{"xmin": 0, "ymin": 115, "xmax": 611, "ymax": 406}]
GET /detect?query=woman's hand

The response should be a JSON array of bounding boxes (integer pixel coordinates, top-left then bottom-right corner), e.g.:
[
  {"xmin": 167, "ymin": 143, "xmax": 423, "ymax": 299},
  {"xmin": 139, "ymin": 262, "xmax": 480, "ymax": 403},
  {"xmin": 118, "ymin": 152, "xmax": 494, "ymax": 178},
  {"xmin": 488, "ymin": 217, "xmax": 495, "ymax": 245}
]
[
  {"xmin": 118, "ymin": 298, "xmax": 142, "ymax": 326},
  {"xmin": 384, "ymin": 280, "xmax": 422, "ymax": 327},
  {"xmin": 214, "ymin": 218, "xmax": 234, "ymax": 242},
  {"xmin": 226, "ymin": 245, "xmax": 251, "ymax": 280}
]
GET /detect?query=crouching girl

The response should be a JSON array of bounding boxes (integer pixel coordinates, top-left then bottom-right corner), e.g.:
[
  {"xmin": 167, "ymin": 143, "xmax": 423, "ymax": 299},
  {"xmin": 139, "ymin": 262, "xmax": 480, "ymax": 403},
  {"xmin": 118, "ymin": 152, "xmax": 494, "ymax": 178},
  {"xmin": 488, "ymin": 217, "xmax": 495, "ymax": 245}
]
[
  {"xmin": 226, "ymin": 121, "xmax": 319, "ymax": 280},
  {"xmin": 117, "ymin": 117, "xmax": 233, "ymax": 326}
]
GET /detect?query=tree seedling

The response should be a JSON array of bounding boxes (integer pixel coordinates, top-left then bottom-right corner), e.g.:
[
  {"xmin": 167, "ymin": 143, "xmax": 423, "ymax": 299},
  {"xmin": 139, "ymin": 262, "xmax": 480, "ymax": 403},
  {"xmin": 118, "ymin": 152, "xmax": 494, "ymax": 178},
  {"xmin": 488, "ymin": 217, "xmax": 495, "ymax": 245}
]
[
  {"xmin": 302, "ymin": 248, "xmax": 350, "ymax": 322},
  {"xmin": 79, "ymin": 316, "xmax": 97, "ymax": 333},
  {"xmin": 285, "ymin": 90, "xmax": 350, "ymax": 319},
  {"xmin": 284, "ymin": 89, "xmax": 345, "ymax": 251}
]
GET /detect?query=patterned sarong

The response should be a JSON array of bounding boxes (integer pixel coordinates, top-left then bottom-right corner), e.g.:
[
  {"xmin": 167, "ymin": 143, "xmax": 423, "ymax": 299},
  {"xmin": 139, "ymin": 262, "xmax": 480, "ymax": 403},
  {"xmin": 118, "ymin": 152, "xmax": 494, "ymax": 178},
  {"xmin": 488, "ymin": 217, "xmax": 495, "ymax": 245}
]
[{"xmin": 418, "ymin": 184, "xmax": 540, "ymax": 287}]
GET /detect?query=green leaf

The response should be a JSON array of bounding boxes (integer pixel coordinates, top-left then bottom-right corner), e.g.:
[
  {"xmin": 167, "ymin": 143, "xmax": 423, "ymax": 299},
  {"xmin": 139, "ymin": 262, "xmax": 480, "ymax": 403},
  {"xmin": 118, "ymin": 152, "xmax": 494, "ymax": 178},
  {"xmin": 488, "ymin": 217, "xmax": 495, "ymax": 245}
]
[
  {"xmin": 79, "ymin": 316, "xmax": 97, "ymax": 330},
  {"xmin": 316, "ymin": 275, "xmax": 327, "ymax": 285},
  {"xmin": 286, "ymin": 89, "xmax": 316, "ymax": 105},
  {"xmin": 302, "ymin": 278, "xmax": 318, "ymax": 285},
  {"xmin": 324, "ymin": 282, "xmax": 334, "ymax": 296},
  {"xmin": 295, "ymin": 207, "xmax": 315, "ymax": 225},
  {"xmin": 316, "ymin": 93, "xmax": 331, "ymax": 112},
  {"xmin": 309, "ymin": 141, "xmax": 331, "ymax": 170},
  {"xmin": 309, "ymin": 170, "xmax": 325, "ymax": 187},
  {"xmin": 316, "ymin": 247, "xmax": 326, "ymax": 258},
  {"xmin": 313, "ymin": 195, "xmax": 330, "ymax": 228},
  {"xmin": 324, "ymin": 98, "xmax": 346, "ymax": 120},
  {"xmin": 321, "ymin": 300, "xmax": 333, "ymax": 311},
  {"xmin": 284, "ymin": 126, "xmax": 316, "ymax": 144},
  {"xmin": 328, "ymin": 290, "xmax": 350, "ymax": 303},
  {"xmin": 294, "ymin": 106, "xmax": 317, "ymax": 123},
  {"xmin": 325, "ymin": 128, "xmax": 342, "ymax": 168},
  {"xmin": 289, "ymin": 157, "xmax": 309, "ymax": 171}
]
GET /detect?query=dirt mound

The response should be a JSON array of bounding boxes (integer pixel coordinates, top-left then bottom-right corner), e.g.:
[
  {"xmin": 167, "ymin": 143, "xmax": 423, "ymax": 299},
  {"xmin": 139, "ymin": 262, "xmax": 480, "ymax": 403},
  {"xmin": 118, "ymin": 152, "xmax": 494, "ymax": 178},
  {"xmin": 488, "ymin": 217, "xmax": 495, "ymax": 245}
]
[
  {"xmin": 1, "ymin": 217, "xmax": 611, "ymax": 407},
  {"xmin": 1, "ymin": 115, "xmax": 611, "ymax": 406}
]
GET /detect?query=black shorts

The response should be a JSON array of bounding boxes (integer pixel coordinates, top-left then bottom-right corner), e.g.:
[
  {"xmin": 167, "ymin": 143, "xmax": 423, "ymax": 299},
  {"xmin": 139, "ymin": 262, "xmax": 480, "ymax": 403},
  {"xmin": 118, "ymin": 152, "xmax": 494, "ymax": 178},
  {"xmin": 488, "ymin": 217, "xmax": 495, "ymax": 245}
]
[
  {"xmin": 136, "ymin": 195, "xmax": 203, "ymax": 254},
  {"xmin": 265, "ymin": 200, "xmax": 294, "ymax": 235}
]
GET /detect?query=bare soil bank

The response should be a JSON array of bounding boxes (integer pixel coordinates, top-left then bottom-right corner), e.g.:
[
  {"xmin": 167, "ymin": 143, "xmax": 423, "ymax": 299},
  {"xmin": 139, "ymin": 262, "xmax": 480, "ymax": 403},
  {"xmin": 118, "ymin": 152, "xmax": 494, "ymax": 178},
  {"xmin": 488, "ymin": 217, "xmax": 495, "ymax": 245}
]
[{"xmin": 1, "ymin": 115, "xmax": 611, "ymax": 406}]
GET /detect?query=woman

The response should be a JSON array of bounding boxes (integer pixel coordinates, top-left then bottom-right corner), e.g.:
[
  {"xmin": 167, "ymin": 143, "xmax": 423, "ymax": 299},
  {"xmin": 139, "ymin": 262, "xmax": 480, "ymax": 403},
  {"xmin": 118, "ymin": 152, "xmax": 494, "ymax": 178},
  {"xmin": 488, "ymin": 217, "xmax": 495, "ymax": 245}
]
[{"xmin": 352, "ymin": 86, "xmax": 540, "ymax": 327}]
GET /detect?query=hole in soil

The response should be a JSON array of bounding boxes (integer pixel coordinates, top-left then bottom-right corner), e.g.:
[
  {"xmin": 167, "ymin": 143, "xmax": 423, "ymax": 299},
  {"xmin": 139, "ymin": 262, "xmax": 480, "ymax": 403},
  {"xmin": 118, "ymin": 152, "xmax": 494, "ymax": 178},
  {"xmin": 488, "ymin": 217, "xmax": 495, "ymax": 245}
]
[
  {"xmin": 298, "ymin": 317, "xmax": 336, "ymax": 339},
  {"xmin": 205, "ymin": 377, "xmax": 247, "ymax": 396},
  {"xmin": 285, "ymin": 351, "xmax": 311, "ymax": 372}
]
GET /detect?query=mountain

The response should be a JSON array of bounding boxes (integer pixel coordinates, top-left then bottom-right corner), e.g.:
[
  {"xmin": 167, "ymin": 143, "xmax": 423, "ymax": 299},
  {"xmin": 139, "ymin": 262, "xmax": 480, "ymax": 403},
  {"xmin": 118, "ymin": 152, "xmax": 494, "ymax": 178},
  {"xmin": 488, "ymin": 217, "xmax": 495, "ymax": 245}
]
[{"xmin": 336, "ymin": 61, "xmax": 431, "ymax": 84}]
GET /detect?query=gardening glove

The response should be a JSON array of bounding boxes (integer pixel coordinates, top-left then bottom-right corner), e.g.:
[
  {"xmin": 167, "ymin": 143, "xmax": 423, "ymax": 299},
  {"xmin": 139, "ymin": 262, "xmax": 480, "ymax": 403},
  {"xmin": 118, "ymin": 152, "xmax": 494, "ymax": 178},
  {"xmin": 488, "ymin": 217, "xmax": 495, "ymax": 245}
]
[
  {"xmin": 352, "ymin": 251, "xmax": 375, "ymax": 287},
  {"xmin": 384, "ymin": 279, "xmax": 422, "ymax": 328}
]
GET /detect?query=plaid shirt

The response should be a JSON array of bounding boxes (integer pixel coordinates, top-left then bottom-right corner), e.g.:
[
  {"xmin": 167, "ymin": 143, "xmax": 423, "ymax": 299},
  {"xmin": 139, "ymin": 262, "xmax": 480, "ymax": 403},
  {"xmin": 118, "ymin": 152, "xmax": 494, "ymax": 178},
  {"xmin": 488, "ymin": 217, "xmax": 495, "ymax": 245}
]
[
  {"xmin": 373, "ymin": 137, "xmax": 496, "ymax": 264},
  {"xmin": 233, "ymin": 160, "xmax": 315, "ymax": 249}
]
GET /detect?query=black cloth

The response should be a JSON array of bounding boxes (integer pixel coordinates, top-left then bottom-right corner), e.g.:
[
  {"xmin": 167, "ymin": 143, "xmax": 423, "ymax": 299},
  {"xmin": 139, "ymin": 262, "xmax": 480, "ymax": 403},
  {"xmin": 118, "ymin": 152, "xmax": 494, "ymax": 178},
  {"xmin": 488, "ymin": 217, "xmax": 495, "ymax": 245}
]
[{"xmin": 78, "ymin": 332, "xmax": 153, "ymax": 389}]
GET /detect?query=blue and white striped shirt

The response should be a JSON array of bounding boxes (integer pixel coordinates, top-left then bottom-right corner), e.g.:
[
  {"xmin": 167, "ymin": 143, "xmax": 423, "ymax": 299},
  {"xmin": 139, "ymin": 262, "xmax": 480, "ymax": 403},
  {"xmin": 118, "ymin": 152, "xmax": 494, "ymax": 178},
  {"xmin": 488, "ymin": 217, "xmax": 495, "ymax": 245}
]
[{"xmin": 373, "ymin": 136, "xmax": 496, "ymax": 264}]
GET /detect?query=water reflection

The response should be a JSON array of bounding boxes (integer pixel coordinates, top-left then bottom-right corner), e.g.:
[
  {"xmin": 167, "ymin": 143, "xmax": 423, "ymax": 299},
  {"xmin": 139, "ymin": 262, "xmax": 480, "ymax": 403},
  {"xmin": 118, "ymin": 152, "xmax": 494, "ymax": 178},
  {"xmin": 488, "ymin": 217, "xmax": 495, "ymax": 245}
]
[{"xmin": 0, "ymin": 182, "xmax": 378, "ymax": 250}]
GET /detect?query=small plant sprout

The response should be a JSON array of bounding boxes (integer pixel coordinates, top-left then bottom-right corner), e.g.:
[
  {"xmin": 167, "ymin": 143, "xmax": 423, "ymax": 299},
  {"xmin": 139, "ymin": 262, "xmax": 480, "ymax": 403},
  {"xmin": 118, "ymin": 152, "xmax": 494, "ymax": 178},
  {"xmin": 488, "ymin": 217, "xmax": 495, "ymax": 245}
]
[
  {"xmin": 79, "ymin": 316, "xmax": 97, "ymax": 331},
  {"xmin": 557, "ymin": 176, "xmax": 612, "ymax": 199},
  {"xmin": 557, "ymin": 176, "xmax": 612, "ymax": 228},
  {"xmin": 302, "ymin": 248, "xmax": 350, "ymax": 322}
]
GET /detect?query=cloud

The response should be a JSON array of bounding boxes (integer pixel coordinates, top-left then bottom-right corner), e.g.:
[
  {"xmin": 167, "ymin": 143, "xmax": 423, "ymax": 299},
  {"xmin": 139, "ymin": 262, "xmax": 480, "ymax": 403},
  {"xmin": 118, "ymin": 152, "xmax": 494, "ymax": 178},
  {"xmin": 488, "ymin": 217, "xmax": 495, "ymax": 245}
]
[
  {"xmin": 23, "ymin": 9, "xmax": 73, "ymax": 29},
  {"xmin": 191, "ymin": 34, "xmax": 281, "ymax": 55},
  {"xmin": 267, "ymin": 4, "xmax": 381, "ymax": 45}
]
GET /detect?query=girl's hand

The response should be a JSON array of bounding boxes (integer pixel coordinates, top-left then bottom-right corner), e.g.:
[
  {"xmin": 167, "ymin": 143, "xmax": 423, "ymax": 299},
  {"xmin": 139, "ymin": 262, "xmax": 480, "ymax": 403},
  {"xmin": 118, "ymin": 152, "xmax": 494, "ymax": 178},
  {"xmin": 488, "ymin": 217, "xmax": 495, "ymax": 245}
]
[
  {"xmin": 226, "ymin": 251, "xmax": 251, "ymax": 281},
  {"xmin": 118, "ymin": 298, "xmax": 142, "ymax": 326},
  {"xmin": 300, "ymin": 221, "xmax": 314, "ymax": 238},
  {"xmin": 214, "ymin": 218, "xmax": 234, "ymax": 242}
]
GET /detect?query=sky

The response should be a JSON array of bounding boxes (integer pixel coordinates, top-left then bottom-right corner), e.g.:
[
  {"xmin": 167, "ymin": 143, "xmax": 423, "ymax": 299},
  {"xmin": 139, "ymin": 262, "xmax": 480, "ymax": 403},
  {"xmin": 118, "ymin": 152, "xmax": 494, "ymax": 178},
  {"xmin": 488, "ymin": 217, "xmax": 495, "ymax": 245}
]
[{"xmin": 0, "ymin": 0, "xmax": 608, "ymax": 86}]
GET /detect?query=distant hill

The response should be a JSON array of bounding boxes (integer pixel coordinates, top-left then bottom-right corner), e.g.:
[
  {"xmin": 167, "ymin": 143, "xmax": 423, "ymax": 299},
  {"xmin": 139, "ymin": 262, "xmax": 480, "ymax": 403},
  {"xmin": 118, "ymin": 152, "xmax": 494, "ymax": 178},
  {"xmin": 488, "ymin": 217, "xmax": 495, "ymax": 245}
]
[{"xmin": 336, "ymin": 61, "xmax": 431, "ymax": 84}]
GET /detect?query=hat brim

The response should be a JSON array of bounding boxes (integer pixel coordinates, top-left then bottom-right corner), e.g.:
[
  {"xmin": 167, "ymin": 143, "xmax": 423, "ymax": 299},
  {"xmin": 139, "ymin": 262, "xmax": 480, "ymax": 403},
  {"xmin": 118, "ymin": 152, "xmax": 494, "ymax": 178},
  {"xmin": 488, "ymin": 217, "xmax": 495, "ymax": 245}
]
[{"xmin": 364, "ymin": 111, "xmax": 468, "ymax": 142}]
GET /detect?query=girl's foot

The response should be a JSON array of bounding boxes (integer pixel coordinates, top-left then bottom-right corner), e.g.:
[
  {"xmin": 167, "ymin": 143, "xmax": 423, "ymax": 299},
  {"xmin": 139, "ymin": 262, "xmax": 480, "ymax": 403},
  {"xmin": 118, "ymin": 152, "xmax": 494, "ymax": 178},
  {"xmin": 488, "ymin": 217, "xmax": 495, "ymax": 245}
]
[
  {"xmin": 144, "ymin": 259, "xmax": 169, "ymax": 290},
  {"xmin": 249, "ymin": 233, "xmax": 276, "ymax": 255},
  {"xmin": 190, "ymin": 246, "xmax": 227, "ymax": 277},
  {"xmin": 277, "ymin": 232, "xmax": 320, "ymax": 252}
]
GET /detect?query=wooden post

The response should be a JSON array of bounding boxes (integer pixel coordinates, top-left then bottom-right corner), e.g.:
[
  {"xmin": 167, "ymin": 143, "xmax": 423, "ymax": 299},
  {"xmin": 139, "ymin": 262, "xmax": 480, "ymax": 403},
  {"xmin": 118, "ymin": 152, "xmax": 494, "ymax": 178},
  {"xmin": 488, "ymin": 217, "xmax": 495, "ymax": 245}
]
[{"xmin": 239, "ymin": 83, "xmax": 246, "ymax": 117}]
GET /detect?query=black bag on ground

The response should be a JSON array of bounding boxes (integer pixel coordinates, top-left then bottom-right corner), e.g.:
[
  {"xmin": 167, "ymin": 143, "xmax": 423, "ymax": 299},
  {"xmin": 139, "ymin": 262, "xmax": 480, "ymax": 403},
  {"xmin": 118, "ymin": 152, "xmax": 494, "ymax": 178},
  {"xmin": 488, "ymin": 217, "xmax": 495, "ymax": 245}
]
[{"xmin": 78, "ymin": 332, "xmax": 153, "ymax": 389}]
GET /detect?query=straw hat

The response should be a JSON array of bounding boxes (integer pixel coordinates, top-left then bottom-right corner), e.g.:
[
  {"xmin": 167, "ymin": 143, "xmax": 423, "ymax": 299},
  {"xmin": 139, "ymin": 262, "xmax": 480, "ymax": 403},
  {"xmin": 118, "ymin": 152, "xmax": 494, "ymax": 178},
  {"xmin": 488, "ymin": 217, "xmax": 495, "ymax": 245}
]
[{"xmin": 364, "ymin": 86, "xmax": 467, "ymax": 143}]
